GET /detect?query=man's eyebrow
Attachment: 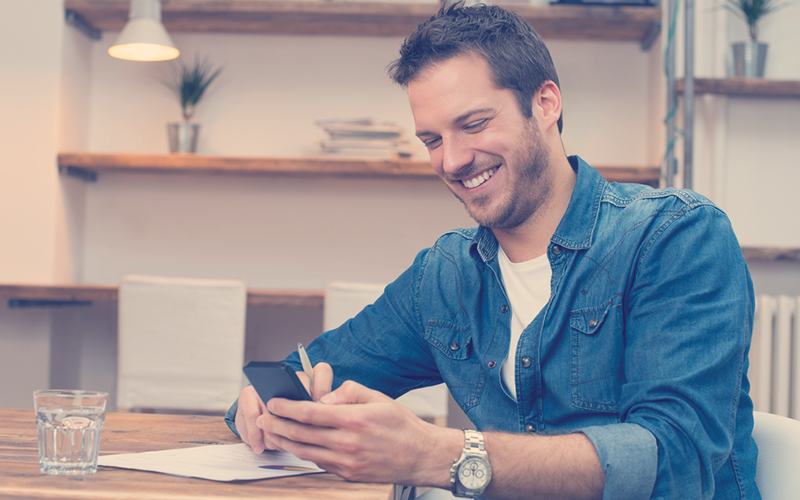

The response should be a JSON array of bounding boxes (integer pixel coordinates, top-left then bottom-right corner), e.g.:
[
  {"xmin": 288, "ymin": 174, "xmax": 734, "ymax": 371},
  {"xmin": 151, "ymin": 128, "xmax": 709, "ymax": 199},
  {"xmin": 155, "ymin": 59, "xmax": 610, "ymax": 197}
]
[
  {"xmin": 454, "ymin": 107, "xmax": 493, "ymax": 124},
  {"xmin": 415, "ymin": 107, "xmax": 494, "ymax": 138}
]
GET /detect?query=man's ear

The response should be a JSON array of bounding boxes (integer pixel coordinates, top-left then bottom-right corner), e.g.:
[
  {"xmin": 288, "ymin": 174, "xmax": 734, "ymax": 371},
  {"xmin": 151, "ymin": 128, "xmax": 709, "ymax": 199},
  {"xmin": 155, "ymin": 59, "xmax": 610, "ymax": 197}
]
[{"xmin": 532, "ymin": 81, "xmax": 562, "ymax": 133}]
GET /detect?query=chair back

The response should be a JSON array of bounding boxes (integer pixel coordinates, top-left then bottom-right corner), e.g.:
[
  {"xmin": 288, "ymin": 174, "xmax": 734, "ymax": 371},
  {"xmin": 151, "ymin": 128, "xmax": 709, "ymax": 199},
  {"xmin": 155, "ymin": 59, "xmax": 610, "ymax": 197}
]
[
  {"xmin": 752, "ymin": 410, "xmax": 800, "ymax": 499},
  {"xmin": 117, "ymin": 275, "xmax": 247, "ymax": 413},
  {"xmin": 324, "ymin": 282, "xmax": 449, "ymax": 425}
]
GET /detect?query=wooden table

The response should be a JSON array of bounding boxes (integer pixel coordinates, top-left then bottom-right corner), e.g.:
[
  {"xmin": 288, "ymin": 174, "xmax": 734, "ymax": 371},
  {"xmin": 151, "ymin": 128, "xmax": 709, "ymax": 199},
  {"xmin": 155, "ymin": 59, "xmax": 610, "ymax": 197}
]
[{"xmin": 0, "ymin": 408, "xmax": 396, "ymax": 500}]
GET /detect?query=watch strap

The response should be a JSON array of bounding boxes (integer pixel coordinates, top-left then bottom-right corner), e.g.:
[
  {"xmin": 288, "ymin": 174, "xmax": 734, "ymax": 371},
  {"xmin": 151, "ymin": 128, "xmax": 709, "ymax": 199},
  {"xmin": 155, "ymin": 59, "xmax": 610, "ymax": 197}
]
[{"xmin": 463, "ymin": 429, "xmax": 485, "ymax": 453}]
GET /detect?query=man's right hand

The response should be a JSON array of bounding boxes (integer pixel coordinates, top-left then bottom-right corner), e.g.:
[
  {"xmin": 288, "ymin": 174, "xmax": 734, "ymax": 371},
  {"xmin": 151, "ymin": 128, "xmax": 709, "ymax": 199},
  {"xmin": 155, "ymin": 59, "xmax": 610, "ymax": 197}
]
[{"xmin": 235, "ymin": 361, "xmax": 334, "ymax": 454}]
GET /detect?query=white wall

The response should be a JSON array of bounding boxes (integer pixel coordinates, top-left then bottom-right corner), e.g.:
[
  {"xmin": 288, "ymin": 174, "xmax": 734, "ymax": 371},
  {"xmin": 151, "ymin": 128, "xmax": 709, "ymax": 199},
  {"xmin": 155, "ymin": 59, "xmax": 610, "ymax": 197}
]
[
  {"xmin": 0, "ymin": 0, "xmax": 64, "ymax": 283},
  {"xmin": 0, "ymin": 0, "xmax": 65, "ymax": 409}
]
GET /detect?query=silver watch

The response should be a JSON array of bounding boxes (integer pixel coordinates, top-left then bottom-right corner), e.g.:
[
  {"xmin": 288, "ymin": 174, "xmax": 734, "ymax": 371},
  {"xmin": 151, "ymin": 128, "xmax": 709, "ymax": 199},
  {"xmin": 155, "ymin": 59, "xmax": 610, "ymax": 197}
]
[{"xmin": 450, "ymin": 429, "xmax": 492, "ymax": 498}]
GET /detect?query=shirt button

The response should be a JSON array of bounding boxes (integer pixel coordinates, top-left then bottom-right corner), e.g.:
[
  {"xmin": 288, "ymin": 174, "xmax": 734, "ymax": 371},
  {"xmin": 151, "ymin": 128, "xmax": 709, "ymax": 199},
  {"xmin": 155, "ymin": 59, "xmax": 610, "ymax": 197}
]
[
  {"xmin": 501, "ymin": 304, "xmax": 509, "ymax": 313},
  {"xmin": 552, "ymin": 245, "xmax": 562, "ymax": 255},
  {"xmin": 449, "ymin": 342, "xmax": 460, "ymax": 351},
  {"xmin": 589, "ymin": 318, "xmax": 598, "ymax": 328},
  {"xmin": 487, "ymin": 360, "xmax": 496, "ymax": 369},
  {"xmin": 525, "ymin": 424, "xmax": 536, "ymax": 433},
  {"xmin": 521, "ymin": 357, "xmax": 532, "ymax": 368}
]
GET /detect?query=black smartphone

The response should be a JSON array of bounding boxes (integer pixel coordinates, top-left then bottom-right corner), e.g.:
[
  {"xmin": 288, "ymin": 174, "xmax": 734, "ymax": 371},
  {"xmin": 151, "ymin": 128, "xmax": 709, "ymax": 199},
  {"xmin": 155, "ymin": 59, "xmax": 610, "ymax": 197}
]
[{"xmin": 243, "ymin": 361, "xmax": 312, "ymax": 404}]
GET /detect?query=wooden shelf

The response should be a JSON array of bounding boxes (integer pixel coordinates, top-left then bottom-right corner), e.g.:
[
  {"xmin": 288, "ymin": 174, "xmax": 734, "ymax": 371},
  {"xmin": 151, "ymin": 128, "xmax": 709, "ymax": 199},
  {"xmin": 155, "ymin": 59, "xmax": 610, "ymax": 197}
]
[
  {"xmin": 0, "ymin": 284, "xmax": 323, "ymax": 308},
  {"xmin": 57, "ymin": 152, "xmax": 661, "ymax": 184},
  {"xmin": 64, "ymin": 0, "xmax": 661, "ymax": 46},
  {"xmin": 677, "ymin": 78, "xmax": 800, "ymax": 98},
  {"xmin": 58, "ymin": 152, "xmax": 437, "ymax": 180}
]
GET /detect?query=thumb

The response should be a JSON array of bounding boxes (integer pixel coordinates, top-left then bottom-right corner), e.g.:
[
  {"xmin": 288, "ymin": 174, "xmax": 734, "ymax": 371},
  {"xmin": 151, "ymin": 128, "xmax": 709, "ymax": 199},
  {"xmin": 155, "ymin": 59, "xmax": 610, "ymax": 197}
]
[{"xmin": 320, "ymin": 380, "xmax": 393, "ymax": 405}]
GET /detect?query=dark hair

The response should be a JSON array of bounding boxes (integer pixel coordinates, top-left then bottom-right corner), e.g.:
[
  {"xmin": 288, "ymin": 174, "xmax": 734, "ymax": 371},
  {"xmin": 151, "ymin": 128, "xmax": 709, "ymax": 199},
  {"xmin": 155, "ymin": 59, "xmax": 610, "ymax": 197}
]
[{"xmin": 388, "ymin": 2, "xmax": 563, "ymax": 133}]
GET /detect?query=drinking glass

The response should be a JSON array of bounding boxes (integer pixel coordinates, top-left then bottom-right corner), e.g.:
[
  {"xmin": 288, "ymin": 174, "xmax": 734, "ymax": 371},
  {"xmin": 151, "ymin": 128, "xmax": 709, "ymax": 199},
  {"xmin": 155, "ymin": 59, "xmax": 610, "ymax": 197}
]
[{"xmin": 33, "ymin": 389, "xmax": 108, "ymax": 475}]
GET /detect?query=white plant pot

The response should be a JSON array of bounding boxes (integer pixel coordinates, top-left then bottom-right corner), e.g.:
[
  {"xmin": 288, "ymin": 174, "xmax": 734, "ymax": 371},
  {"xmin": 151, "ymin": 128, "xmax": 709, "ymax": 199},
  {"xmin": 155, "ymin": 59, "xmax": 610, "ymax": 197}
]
[{"xmin": 732, "ymin": 41, "xmax": 768, "ymax": 78}]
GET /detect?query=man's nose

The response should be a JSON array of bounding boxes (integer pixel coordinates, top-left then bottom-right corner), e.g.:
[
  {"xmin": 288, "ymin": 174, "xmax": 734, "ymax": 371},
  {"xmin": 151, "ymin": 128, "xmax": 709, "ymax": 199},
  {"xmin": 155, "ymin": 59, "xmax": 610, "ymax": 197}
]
[{"xmin": 441, "ymin": 135, "xmax": 475, "ymax": 177}]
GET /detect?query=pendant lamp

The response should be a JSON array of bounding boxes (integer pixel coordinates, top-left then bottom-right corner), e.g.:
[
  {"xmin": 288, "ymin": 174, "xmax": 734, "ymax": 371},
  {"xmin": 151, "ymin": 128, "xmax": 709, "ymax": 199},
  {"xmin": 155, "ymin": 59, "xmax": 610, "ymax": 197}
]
[{"xmin": 108, "ymin": 0, "xmax": 179, "ymax": 61}]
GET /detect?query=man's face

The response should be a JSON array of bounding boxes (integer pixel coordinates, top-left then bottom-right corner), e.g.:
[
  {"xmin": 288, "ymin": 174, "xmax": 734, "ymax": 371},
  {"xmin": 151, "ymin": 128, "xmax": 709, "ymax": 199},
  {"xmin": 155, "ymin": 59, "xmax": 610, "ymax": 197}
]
[{"xmin": 408, "ymin": 52, "xmax": 552, "ymax": 230}]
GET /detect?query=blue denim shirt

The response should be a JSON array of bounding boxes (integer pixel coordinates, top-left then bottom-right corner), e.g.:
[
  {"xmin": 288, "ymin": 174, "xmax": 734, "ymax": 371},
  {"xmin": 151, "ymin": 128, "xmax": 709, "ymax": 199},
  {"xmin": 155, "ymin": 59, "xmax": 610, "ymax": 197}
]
[{"xmin": 227, "ymin": 157, "xmax": 759, "ymax": 499}]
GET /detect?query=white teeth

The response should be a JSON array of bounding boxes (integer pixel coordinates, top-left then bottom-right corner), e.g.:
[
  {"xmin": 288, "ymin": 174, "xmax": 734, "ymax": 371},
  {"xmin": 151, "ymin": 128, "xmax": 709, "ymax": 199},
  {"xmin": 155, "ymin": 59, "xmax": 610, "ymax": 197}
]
[{"xmin": 462, "ymin": 167, "xmax": 497, "ymax": 189}]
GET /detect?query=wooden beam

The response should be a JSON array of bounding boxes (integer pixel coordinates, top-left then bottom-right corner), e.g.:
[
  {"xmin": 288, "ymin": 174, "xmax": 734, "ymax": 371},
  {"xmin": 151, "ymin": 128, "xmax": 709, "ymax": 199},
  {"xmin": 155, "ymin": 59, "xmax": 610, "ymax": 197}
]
[
  {"xmin": 3, "ymin": 244, "xmax": 796, "ymax": 310},
  {"xmin": 677, "ymin": 78, "xmax": 800, "ymax": 98},
  {"xmin": 500, "ymin": 3, "xmax": 661, "ymax": 42},
  {"xmin": 0, "ymin": 284, "xmax": 323, "ymax": 308},
  {"xmin": 741, "ymin": 247, "xmax": 800, "ymax": 263},
  {"xmin": 63, "ymin": 0, "xmax": 660, "ymax": 42},
  {"xmin": 0, "ymin": 284, "xmax": 118, "ymax": 303}
]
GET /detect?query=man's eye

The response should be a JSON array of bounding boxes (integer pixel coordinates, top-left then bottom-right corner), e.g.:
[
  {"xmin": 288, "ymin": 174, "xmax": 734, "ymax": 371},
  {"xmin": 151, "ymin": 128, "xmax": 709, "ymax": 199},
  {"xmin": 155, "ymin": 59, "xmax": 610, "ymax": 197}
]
[
  {"xmin": 465, "ymin": 119, "xmax": 488, "ymax": 131},
  {"xmin": 422, "ymin": 137, "xmax": 441, "ymax": 148}
]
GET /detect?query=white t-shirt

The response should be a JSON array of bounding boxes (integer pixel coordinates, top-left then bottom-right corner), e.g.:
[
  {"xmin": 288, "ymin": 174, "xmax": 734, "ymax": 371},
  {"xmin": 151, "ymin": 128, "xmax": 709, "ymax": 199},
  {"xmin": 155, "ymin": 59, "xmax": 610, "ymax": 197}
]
[{"xmin": 497, "ymin": 246, "xmax": 552, "ymax": 400}]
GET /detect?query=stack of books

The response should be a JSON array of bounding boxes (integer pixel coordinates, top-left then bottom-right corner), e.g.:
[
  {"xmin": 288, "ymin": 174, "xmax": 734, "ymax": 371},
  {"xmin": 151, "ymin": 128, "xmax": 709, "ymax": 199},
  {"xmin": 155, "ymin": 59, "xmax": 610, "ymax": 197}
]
[{"xmin": 310, "ymin": 119, "xmax": 417, "ymax": 159}]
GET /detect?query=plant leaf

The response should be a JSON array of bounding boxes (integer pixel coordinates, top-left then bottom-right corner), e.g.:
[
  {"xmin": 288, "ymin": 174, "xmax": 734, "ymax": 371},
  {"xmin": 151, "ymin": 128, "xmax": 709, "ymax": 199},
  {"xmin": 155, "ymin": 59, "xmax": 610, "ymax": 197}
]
[{"xmin": 163, "ymin": 56, "xmax": 224, "ymax": 122}]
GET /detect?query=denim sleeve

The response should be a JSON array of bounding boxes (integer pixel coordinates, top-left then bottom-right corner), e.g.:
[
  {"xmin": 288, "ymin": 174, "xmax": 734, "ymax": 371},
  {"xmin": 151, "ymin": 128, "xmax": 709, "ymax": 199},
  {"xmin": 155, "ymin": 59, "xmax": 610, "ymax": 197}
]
[
  {"xmin": 224, "ymin": 399, "xmax": 239, "ymax": 437},
  {"xmin": 288, "ymin": 248, "xmax": 443, "ymax": 398},
  {"xmin": 578, "ymin": 423, "xmax": 657, "ymax": 500},
  {"xmin": 618, "ymin": 202, "xmax": 754, "ymax": 498}
]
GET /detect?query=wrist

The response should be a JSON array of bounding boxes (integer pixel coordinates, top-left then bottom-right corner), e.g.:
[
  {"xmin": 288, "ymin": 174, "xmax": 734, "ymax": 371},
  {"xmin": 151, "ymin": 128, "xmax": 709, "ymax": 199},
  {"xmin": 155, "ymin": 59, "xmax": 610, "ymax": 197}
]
[{"xmin": 415, "ymin": 424, "xmax": 464, "ymax": 489}]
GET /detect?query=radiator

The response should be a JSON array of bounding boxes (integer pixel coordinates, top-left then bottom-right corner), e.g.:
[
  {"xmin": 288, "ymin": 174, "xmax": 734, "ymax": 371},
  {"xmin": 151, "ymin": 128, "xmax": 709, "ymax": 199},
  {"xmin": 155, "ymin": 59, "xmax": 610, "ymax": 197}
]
[{"xmin": 749, "ymin": 295, "xmax": 800, "ymax": 419}]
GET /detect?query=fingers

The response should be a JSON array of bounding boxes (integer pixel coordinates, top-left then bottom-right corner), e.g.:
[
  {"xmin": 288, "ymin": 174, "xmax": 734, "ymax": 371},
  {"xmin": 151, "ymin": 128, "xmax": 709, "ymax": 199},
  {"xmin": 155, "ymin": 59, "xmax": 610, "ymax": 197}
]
[
  {"xmin": 320, "ymin": 379, "xmax": 393, "ymax": 405},
  {"xmin": 312, "ymin": 362, "xmax": 334, "ymax": 402},
  {"xmin": 295, "ymin": 361, "xmax": 335, "ymax": 402},
  {"xmin": 264, "ymin": 380, "xmax": 393, "ymax": 433},
  {"xmin": 235, "ymin": 386, "xmax": 277, "ymax": 453}
]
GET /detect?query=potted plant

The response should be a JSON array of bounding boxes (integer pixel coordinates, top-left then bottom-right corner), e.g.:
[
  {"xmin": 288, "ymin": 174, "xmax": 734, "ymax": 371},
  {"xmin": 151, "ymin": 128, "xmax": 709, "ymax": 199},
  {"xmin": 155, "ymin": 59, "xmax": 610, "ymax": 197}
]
[
  {"xmin": 723, "ymin": 0, "xmax": 786, "ymax": 77},
  {"xmin": 164, "ymin": 56, "xmax": 223, "ymax": 153}
]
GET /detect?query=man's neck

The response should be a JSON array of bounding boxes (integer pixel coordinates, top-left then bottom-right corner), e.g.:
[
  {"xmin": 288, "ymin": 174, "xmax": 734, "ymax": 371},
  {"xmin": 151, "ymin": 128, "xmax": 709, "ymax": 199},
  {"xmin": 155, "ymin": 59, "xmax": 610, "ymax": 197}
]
[{"xmin": 493, "ymin": 155, "xmax": 576, "ymax": 263}]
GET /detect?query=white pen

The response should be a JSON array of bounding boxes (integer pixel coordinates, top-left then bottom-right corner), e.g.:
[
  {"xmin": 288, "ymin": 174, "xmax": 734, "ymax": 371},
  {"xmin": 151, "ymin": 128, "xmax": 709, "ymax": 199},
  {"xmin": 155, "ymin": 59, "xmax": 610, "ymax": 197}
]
[{"xmin": 297, "ymin": 342, "xmax": 314, "ymax": 397}]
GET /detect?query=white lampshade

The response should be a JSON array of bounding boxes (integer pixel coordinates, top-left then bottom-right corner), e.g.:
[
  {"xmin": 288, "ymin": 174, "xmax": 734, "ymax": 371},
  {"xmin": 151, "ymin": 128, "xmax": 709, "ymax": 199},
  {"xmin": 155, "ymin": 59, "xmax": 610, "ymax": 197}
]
[{"xmin": 108, "ymin": 0, "xmax": 179, "ymax": 61}]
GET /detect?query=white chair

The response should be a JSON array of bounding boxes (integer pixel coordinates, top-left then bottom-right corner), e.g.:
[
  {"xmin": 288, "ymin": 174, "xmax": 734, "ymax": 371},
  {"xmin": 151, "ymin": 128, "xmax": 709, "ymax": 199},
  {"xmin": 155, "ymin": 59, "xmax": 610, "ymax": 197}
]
[
  {"xmin": 751, "ymin": 410, "xmax": 800, "ymax": 499},
  {"xmin": 324, "ymin": 282, "xmax": 449, "ymax": 426},
  {"xmin": 116, "ymin": 275, "xmax": 247, "ymax": 413}
]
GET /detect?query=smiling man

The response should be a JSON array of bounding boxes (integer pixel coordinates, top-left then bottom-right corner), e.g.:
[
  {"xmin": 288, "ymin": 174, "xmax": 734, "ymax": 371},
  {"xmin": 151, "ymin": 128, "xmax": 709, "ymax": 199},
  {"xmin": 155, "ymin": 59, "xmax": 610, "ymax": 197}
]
[{"xmin": 227, "ymin": 3, "xmax": 760, "ymax": 499}]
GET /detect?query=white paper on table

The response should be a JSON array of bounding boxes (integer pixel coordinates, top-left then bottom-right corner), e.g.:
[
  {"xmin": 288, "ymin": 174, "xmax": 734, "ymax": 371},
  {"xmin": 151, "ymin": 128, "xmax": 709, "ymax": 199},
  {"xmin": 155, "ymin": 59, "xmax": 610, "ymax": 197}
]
[{"xmin": 97, "ymin": 443, "xmax": 325, "ymax": 481}]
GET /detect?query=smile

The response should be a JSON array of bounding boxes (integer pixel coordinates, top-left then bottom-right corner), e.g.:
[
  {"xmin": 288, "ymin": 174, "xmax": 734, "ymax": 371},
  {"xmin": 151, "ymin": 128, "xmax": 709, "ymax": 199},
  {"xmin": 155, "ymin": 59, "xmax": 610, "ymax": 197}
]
[{"xmin": 462, "ymin": 167, "xmax": 497, "ymax": 189}]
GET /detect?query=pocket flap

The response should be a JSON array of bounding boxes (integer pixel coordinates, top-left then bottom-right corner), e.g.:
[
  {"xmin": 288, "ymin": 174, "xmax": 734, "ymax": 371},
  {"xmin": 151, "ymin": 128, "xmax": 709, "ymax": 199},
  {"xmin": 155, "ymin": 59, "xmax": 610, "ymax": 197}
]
[
  {"xmin": 424, "ymin": 320, "xmax": 473, "ymax": 360},
  {"xmin": 570, "ymin": 303, "xmax": 612, "ymax": 336}
]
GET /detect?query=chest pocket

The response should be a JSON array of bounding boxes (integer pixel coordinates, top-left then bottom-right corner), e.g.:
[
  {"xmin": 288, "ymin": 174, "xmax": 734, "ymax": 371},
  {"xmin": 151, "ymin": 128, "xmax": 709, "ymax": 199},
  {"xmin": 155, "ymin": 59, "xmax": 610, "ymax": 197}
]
[
  {"xmin": 569, "ymin": 301, "xmax": 624, "ymax": 413},
  {"xmin": 424, "ymin": 320, "xmax": 483, "ymax": 412}
]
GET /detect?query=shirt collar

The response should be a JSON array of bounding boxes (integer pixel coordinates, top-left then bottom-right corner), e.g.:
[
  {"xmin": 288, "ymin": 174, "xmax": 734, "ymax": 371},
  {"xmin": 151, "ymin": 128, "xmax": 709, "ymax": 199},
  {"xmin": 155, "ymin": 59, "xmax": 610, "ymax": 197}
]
[{"xmin": 471, "ymin": 156, "xmax": 605, "ymax": 262}]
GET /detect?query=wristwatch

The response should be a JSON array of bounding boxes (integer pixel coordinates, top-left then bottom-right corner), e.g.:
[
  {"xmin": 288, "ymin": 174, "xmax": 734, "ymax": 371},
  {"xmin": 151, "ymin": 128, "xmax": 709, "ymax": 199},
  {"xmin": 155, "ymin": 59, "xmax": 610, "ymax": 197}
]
[{"xmin": 450, "ymin": 429, "xmax": 492, "ymax": 498}]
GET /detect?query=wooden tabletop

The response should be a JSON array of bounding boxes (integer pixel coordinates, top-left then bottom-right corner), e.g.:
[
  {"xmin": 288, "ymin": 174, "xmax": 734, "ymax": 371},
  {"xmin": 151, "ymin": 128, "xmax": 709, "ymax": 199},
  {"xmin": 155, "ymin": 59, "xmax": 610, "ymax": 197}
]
[{"xmin": 0, "ymin": 408, "xmax": 395, "ymax": 500}]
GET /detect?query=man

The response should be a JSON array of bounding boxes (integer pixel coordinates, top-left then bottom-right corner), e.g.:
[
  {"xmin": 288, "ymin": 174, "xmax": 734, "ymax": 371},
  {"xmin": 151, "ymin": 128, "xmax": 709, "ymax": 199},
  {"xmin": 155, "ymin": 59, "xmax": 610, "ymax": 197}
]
[{"xmin": 227, "ymin": 3, "xmax": 760, "ymax": 498}]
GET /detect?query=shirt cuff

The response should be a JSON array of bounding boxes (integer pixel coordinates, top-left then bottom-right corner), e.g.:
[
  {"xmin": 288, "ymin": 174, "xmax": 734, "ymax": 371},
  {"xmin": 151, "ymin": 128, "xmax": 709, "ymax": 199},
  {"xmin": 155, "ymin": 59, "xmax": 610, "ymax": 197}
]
[{"xmin": 578, "ymin": 422, "xmax": 657, "ymax": 500}]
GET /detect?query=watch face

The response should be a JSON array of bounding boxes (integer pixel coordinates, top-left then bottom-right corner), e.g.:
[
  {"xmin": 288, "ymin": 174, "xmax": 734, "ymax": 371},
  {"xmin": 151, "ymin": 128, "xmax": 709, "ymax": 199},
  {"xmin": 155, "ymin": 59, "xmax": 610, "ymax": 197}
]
[{"xmin": 459, "ymin": 457, "xmax": 490, "ymax": 490}]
